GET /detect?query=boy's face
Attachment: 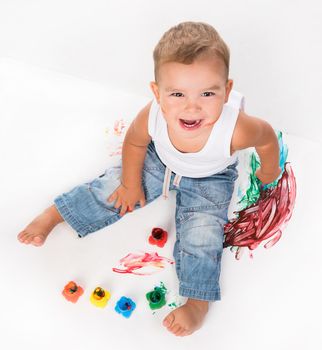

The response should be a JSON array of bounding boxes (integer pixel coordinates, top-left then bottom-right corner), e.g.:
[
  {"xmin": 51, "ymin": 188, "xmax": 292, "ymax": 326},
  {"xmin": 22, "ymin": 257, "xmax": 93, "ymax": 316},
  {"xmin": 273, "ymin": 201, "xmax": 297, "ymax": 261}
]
[{"xmin": 150, "ymin": 57, "xmax": 233, "ymax": 141}]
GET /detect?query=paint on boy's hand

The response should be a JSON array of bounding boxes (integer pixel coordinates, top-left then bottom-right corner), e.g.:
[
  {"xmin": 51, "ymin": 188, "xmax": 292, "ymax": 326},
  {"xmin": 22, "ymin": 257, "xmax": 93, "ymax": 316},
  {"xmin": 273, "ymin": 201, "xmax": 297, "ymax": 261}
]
[{"xmin": 238, "ymin": 131, "xmax": 288, "ymax": 208}]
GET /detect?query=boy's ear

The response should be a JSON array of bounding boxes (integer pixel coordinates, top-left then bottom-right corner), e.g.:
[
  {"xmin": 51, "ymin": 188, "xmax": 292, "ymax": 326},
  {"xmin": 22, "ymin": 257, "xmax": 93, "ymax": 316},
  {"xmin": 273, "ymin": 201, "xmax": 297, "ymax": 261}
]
[
  {"xmin": 150, "ymin": 81, "xmax": 160, "ymax": 103},
  {"xmin": 224, "ymin": 79, "xmax": 233, "ymax": 103}
]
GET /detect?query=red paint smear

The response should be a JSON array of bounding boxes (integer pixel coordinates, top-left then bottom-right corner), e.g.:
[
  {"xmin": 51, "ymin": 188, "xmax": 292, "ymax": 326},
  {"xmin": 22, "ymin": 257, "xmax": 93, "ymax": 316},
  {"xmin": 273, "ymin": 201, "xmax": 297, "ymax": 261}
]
[
  {"xmin": 224, "ymin": 163, "xmax": 296, "ymax": 259},
  {"xmin": 113, "ymin": 119, "xmax": 126, "ymax": 136},
  {"xmin": 112, "ymin": 252, "xmax": 174, "ymax": 275}
]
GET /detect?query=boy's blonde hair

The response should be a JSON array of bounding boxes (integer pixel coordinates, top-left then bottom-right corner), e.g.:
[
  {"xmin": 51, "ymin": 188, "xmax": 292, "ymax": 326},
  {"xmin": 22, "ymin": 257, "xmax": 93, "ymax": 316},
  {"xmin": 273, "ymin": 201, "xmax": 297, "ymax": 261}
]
[{"xmin": 153, "ymin": 21, "xmax": 230, "ymax": 82}]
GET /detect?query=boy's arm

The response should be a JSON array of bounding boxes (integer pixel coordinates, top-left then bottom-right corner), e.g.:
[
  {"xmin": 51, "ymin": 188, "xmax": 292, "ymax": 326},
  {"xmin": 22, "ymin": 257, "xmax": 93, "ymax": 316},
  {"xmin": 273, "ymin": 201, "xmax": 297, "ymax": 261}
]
[
  {"xmin": 107, "ymin": 101, "xmax": 152, "ymax": 216},
  {"xmin": 231, "ymin": 111, "xmax": 281, "ymax": 184},
  {"xmin": 121, "ymin": 101, "xmax": 153, "ymax": 189}
]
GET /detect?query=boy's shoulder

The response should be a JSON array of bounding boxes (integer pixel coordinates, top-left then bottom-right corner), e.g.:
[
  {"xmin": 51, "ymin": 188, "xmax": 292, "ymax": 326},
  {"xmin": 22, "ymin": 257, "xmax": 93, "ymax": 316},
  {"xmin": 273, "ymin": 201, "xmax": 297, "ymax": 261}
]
[
  {"xmin": 132, "ymin": 99, "xmax": 153, "ymax": 127},
  {"xmin": 124, "ymin": 100, "xmax": 153, "ymax": 147}
]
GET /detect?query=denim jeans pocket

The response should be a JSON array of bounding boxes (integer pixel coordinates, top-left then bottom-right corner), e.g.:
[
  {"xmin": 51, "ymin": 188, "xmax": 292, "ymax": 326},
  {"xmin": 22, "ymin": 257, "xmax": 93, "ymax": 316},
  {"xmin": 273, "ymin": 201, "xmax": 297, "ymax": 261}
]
[{"xmin": 194, "ymin": 178, "xmax": 235, "ymax": 208}]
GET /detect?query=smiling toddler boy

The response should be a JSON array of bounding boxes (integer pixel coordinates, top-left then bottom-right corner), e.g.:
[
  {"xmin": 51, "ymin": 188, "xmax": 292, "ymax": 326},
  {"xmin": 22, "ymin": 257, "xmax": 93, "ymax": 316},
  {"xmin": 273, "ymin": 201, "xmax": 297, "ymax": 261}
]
[{"xmin": 18, "ymin": 22, "xmax": 281, "ymax": 336}]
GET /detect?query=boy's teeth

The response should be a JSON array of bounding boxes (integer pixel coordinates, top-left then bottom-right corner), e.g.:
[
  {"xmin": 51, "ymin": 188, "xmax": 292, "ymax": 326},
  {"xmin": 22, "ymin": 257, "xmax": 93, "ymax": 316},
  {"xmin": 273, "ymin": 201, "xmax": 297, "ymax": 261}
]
[
  {"xmin": 182, "ymin": 119, "xmax": 200, "ymax": 124},
  {"xmin": 181, "ymin": 119, "xmax": 201, "ymax": 127}
]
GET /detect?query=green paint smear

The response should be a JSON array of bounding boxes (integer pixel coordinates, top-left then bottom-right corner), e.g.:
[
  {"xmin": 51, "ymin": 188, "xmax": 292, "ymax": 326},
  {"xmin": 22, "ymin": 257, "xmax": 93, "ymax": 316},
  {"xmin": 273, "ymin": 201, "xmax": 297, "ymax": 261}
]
[
  {"xmin": 238, "ymin": 130, "xmax": 288, "ymax": 210},
  {"xmin": 168, "ymin": 302, "xmax": 178, "ymax": 309}
]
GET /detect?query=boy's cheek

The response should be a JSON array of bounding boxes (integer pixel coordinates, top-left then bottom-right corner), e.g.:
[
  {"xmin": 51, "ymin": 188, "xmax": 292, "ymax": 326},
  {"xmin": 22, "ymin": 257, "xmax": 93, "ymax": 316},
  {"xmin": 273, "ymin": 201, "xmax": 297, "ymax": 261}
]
[{"xmin": 203, "ymin": 120, "xmax": 216, "ymax": 127}]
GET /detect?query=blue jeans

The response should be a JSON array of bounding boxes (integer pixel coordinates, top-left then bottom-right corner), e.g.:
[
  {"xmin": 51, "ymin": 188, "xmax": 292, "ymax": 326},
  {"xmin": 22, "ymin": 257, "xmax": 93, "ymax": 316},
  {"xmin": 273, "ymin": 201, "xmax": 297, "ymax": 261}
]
[{"xmin": 54, "ymin": 141, "xmax": 238, "ymax": 301}]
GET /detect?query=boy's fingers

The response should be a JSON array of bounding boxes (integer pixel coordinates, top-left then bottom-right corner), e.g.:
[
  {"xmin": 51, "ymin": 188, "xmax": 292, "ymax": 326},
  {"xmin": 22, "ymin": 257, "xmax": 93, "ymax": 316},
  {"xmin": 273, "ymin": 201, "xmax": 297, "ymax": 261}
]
[
  {"xmin": 120, "ymin": 204, "xmax": 128, "ymax": 216},
  {"xmin": 109, "ymin": 190, "xmax": 119, "ymax": 202},
  {"xmin": 108, "ymin": 193, "xmax": 115, "ymax": 202},
  {"xmin": 140, "ymin": 199, "xmax": 145, "ymax": 207},
  {"xmin": 114, "ymin": 198, "xmax": 122, "ymax": 209}
]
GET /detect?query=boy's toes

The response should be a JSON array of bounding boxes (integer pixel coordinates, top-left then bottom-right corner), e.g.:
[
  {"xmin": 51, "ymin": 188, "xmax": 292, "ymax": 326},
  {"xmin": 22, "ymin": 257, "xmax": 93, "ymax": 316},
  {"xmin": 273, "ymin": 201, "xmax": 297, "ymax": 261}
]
[
  {"xmin": 17, "ymin": 230, "xmax": 45, "ymax": 246},
  {"xmin": 23, "ymin": 234, "xmax": 34, "ymax": 244},
  {"xmin": 22, "ymin": 233, "xmax": 38, "ymax": 244},
  {"xmin": 32, "ymin": 235, "xmax": 45, "ymax": 246},
  {"xmin": 163, "ymin": 312, "xmax": 175, "ymax": 328},
  {"xmin": 17, "ymin": 231, "xmax": 28, "ymax": 242},
  {"xmin": 171, "ymin": 324, "xmax": 182, "ymax": 335},
  {"xmin": 177, "ymin": 328, "xmax": 188, "ymax": 337},
  {"xmin": 19, "ymin": 233, "xmax": 31, "ymax": 243}
]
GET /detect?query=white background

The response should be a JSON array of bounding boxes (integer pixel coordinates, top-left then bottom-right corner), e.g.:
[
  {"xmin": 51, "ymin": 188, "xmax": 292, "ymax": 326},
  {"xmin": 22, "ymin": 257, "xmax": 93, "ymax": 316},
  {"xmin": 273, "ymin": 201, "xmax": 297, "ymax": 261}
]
[
  {"xmin": 1, "ymin": 0, "xmax": 322, "ymax": 142},
  {"xmin": 1, "ymin": 1, "xmax": 322, "ymax": 349}
]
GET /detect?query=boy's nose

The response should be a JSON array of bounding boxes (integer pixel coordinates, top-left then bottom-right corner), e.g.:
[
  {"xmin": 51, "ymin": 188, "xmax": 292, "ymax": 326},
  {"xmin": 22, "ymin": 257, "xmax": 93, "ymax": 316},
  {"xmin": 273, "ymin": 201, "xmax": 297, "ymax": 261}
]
[{"xmin": 184, "ymin": 99, "xmax": 201, "ymax": 113}]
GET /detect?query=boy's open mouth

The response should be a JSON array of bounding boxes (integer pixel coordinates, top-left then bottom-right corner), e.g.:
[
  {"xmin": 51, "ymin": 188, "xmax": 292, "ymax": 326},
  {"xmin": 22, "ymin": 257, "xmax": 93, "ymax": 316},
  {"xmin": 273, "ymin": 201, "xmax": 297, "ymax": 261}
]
[{"xmin": 179, "ymin": 119, "xmax": 202, "ymax": 130}]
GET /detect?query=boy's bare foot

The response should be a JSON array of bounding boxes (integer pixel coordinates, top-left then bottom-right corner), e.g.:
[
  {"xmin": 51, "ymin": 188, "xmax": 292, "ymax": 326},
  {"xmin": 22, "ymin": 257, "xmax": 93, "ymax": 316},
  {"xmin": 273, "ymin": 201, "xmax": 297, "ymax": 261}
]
[
  {"xmin": 17, "ymin": 205, "xmax": 63, "ymax": 246},
  {"xmin": 163, "ymin": 298, "xmax": 209, "ymax": 336}
]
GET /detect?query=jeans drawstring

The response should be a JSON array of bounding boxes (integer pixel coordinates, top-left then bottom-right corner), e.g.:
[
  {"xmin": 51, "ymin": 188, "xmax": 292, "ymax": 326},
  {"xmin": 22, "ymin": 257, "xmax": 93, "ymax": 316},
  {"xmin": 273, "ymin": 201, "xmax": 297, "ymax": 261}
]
[{"xmin": 162, "ymin": 166, "xmax": 182, "ymax": 199}]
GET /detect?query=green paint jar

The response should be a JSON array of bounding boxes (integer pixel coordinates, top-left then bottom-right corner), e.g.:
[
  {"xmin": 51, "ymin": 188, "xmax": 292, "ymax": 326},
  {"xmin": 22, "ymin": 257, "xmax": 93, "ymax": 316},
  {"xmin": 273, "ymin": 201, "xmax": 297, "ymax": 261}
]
[{"xmin": 146, "ymin": 287, "xmax": 166, "ymax": 310}]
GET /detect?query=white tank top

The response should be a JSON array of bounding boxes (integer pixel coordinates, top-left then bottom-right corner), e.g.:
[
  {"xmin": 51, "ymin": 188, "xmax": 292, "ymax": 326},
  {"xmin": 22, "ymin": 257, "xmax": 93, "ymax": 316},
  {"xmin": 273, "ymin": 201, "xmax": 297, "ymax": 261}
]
[{"xmin": 148, "ymin": 90, "xmax": 245, "ymax": 178}]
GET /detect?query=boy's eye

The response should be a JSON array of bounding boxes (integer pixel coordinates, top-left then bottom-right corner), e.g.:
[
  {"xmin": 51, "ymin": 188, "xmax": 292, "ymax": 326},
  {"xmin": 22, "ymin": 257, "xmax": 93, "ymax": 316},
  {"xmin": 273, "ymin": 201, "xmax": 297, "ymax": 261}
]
[
  {"xmin": 170, "ymin": 92, "xmax": 215, "ymax": 97},
  {"xmin": 201, "ymin": 92, "xmax": 215, "ymax": 97},
  {"xmin": 170, "ymin": 92, "xmax": 183, "ymax": 97}
]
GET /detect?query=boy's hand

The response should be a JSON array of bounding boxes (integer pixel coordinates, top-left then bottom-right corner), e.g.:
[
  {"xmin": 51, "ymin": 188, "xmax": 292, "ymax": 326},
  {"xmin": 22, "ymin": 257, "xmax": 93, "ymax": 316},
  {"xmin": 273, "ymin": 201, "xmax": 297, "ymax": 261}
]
[
  {"xmin": 255, "ymin": 167, "xmax": 282, "ymax": 185},
  {"xmin": 107, "ymin": 183, "xmax": 146, "ymax": 216}
]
